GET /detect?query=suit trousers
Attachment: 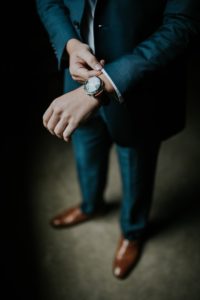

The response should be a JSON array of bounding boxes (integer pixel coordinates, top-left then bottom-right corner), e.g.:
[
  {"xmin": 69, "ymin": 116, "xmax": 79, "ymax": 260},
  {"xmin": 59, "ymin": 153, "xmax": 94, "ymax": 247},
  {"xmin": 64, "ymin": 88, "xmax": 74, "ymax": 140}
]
[{"xmin": 71, "ymin": 107, "xmax": 160, "ymax": 240}]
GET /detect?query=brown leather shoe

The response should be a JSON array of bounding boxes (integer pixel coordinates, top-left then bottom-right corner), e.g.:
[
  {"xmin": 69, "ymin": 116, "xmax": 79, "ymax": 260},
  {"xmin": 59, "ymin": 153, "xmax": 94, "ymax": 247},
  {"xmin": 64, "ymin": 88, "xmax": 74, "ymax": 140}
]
[
  {"xmin": 112, "ymin": 236, "xmax": 142, "ymax": 279},
  {"xmin": 50, "ymin": 206, "xmax": 93, "ymax": 228}
]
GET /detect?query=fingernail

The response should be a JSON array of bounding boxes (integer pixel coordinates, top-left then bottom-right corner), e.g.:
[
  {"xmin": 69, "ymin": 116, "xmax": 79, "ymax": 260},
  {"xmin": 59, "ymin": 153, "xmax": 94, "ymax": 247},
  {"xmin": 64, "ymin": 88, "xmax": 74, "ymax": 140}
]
[{"xmin": 94, "ymin": 64, "xmax": 102, "ymax": 71}]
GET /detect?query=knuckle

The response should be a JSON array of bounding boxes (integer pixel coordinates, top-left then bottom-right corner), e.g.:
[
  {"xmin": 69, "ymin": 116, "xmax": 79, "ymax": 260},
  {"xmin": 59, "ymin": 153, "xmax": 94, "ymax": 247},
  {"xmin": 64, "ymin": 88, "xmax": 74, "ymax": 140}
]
[
  {"xmin": 53, "ymin": 106, "xmax": 62, "ymax": 115},
  {"xmin": 52, "ymin": 98, "xmax": 58, "ymax": 108},
  {"xmin": 82, "ymin": 43, "xmax": 90, "ymax": 50},
  {"xmin": 63, "ymin": 113, "xmax": 70, "ymax": 121},
  {"xmin": 72, "ymin": 75, "xmax": 77, "ymax": 81},
  {"xmin": 52, "ymin": 97, "xmax": 58, "ymax": 104},
  {"xmin": 71, "ymin": 68, "xmax": 79, "ymax": 78}
]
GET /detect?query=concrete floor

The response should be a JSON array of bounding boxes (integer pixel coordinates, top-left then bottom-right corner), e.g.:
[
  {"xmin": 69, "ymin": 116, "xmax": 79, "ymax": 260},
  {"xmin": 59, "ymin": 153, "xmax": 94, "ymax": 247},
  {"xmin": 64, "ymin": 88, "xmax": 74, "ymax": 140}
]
[{"xmin": 28, "ymin": 82, "xmax": 200, "ymax": 300}]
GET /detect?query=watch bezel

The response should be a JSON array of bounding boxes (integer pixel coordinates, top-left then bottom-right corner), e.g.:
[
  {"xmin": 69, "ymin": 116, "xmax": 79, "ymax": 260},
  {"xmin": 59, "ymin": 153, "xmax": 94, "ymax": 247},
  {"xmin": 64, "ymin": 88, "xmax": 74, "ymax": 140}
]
[{"xmin": 83, "ymin": 76, "xmax": 104, "ymax": 96}]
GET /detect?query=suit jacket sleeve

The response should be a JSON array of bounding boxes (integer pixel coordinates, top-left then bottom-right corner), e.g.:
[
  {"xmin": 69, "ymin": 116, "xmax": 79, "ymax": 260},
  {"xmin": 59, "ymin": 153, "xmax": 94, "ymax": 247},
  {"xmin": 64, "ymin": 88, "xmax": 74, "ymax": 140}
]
[
  {"xmin": 104, "ymin": 0, "xmax": 200, "ymax": 98},
  {"xmin": 36, "ymin": 0, "xmax": 79, "ymax": 69}
]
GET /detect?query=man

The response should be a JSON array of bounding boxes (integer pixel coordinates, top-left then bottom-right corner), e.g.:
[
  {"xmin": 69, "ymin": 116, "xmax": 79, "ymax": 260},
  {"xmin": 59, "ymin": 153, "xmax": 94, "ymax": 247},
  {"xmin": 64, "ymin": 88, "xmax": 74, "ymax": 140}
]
[{"xmin": 36, "ymin": 0, "xmax": 200, "ymax": 279}]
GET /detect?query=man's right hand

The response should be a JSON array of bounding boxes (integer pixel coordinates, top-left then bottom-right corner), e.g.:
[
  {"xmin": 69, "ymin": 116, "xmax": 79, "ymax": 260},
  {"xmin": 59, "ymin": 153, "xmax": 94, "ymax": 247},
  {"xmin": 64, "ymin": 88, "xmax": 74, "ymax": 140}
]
[{"xmin": 66, "ymin": 38, "xmax": 104, "ymax": 83}]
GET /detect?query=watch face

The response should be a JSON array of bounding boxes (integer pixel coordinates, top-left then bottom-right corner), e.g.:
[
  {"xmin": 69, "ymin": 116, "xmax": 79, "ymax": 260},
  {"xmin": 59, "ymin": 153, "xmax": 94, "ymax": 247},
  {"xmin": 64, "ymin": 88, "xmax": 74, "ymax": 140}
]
[{"xmin": 85, "ymin": 76, "xmax": 101, "ymax": 94}]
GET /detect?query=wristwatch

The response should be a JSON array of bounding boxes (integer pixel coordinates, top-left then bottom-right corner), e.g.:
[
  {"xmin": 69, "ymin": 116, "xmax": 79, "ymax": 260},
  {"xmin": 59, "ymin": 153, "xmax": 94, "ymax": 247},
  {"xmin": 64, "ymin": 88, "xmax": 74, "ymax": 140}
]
[{"xmin": 83, "ymin": 76, "xmax": 104, "ymax": 97}]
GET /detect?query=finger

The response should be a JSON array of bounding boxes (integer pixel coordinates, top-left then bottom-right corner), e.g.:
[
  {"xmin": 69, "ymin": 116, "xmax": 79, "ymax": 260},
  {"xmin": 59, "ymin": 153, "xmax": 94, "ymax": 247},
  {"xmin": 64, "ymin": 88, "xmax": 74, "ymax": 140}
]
[
  {"xmin": 72, "ymin": 67, "xmax": 89, "ymax": 80},
  {"xmin": 75, "ymin": 78, "xmax": 85, "ymax": 84},
  {"xmin": 46, "ymin": 113, "xmax": 60, "ymax": 135},
  {"xmin": 71, "ymin": 74, "xmax": 88, "ymax": 83},
  {"xmin": 100, "ymin": 59, "xmax": 105, "ymax": 67},
  {"xmin": 87, "ymin": 69, "xmax": 102, "ymax": 78},
  {"xmin": 54, "ymin": 118, "xmax": 69, "ymax": 138},
  {"xmin": 73, "ymin": 69, "xmax": 102, "ymax": 82},
  {"xmin": 63, "ymin": 121, "xmax": 77, "ymax": 142},
  {"xmin": 74, "ymin": 67, "xmax": 101, "ymax": 81},
  {"xmin": 79, "ymin": 51, "xmax": 102, "ymax": 71},
  {"xmin": 43, "ymin": 105, "xmax": 53, "ymax": 127},
  {"xmin": 77, "ymin": 79, "xmax": 85, "ymax": 84},
  {"xmin": 71, "ymin": 74, "xmax": 86, "ymax": 83}
]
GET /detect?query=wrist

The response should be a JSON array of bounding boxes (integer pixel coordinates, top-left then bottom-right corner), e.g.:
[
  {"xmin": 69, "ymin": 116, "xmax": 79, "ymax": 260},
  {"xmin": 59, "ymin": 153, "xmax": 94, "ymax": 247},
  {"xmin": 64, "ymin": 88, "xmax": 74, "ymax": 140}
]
[
  {"xmin": 83, "ymin": 76, "xmax": 109, "ymax": 106},
  {"xmin": 79, "ymin": 86, "xmax": 102, "ymax": 108}
]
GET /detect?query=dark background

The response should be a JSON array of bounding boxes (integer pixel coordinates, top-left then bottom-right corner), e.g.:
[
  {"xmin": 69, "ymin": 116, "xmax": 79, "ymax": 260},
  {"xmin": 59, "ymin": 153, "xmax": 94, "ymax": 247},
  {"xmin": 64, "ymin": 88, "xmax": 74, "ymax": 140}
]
[
  {"xmin": 1, "ymin": 1, "xmax": 200, "ymax": 299},
  {"xmin": 2, "ymin": 1, "xmax": 62, "ymax": 298}
]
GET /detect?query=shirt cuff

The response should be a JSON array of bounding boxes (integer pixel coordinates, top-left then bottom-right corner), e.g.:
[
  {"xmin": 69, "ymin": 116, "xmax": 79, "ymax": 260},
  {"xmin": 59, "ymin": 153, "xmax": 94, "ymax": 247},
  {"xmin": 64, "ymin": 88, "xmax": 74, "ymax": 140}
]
[{"xmin": 102, "ymin": 68, "xmax": 124, "ymax": 104}]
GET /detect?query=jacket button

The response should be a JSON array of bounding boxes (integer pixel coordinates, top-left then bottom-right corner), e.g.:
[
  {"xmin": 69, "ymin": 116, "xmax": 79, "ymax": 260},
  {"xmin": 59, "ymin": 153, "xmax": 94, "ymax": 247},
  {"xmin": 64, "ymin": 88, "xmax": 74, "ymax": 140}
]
[
  {"xmin": 98, "ymin": 24, "xmax": 103, "ymax": 28},
  {"xmin": 73, "ymin": 21, "xmax": 80, "ymax": 29}
]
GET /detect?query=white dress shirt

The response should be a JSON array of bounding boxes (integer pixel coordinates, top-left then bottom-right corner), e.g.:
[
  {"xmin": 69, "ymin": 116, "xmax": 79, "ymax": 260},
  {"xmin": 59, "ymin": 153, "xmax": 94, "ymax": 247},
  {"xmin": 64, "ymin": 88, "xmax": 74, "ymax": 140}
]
[{"xmin": 83, "ymin": 0, "xmax": 124, "ymax": 103}]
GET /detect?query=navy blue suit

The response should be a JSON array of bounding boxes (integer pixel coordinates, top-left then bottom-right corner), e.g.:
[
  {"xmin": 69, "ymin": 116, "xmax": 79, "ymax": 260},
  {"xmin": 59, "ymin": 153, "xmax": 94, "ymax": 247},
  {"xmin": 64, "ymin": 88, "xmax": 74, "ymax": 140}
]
[{"xmin": 37, "ymin": 0, "xmax": 200, "ymax": 239}]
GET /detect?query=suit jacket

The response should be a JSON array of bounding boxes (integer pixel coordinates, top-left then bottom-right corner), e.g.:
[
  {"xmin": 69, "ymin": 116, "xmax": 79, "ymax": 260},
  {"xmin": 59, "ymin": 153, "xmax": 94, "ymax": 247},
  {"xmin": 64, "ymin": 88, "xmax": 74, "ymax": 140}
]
[{"xmin": 36, "ymin": 0, "xmax": 200, "ymax": 146}]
